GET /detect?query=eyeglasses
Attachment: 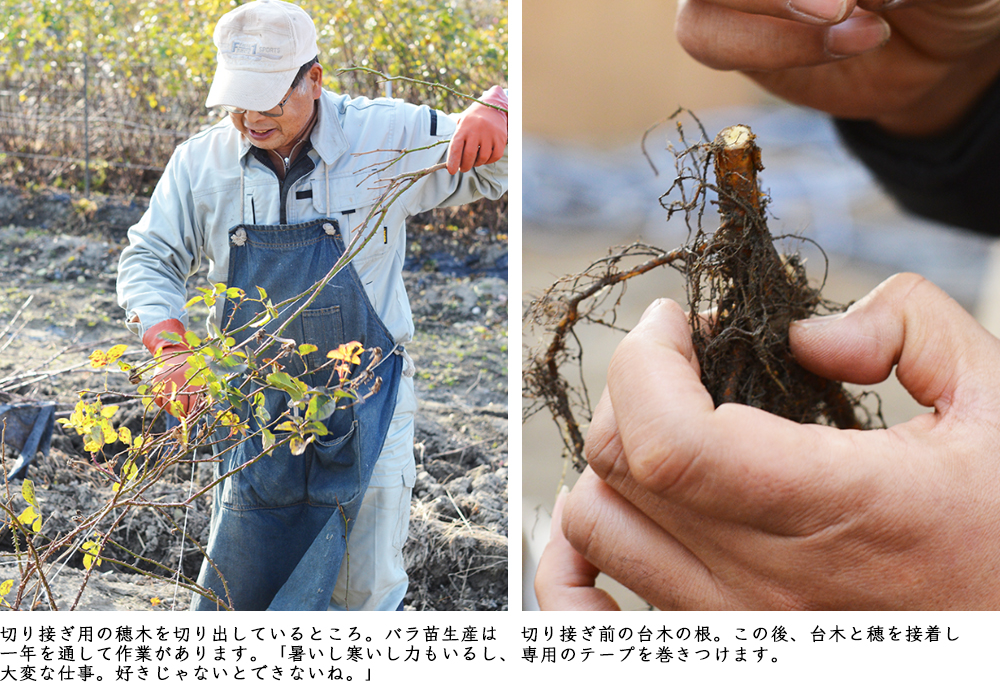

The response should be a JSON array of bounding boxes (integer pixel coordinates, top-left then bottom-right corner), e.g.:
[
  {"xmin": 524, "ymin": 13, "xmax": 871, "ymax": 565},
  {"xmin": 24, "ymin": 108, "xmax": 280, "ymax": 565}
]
[{"xmin": 221, "ymin": 91, "xmax": 292, "ymax": 118}]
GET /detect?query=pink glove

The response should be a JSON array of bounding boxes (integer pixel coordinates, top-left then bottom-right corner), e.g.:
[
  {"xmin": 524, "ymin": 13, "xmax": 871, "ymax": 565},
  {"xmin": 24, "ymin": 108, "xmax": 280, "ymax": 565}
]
[
  {"xmin": 142, "ymin": 318, "xmax": 203, "ymax": 417},
  {"xmin": 447, "ymin": 85, "xmax": 508, "ymax": 174}
]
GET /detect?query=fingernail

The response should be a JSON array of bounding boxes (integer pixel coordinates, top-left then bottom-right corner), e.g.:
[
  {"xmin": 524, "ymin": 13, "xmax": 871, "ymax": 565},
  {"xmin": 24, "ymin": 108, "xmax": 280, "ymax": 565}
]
[
  {"xmin": 791, "ymin": 311, "xmax": 846, "ymax": 329},
  {"xmin": 788, "ymin": 0, "xmax": 847, "ymax": 23},
  {"xmin": 825, "ymin": 14, "xmax": 891, "ymax": 58},
  {"xmin": 638, "ymin": 298, "xmax": 665, "ymax": 323}
]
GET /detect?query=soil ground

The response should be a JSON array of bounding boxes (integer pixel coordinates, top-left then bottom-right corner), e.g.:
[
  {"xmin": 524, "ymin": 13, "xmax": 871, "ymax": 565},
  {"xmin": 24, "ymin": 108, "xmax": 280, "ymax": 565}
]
[{"xmin": 0, "ymin": 185, "xmax": 508, "ymax": 611}]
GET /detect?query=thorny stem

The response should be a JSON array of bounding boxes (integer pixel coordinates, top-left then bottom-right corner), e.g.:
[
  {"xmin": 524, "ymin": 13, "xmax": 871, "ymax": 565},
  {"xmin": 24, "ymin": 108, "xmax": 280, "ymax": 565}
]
[
  {"xmin": 70, "ymin": 507, "xmax": 129, "ymax": 611},
  {"xmin": 4, "ymin": 511, "xmax": 60, "ymax": 611}
]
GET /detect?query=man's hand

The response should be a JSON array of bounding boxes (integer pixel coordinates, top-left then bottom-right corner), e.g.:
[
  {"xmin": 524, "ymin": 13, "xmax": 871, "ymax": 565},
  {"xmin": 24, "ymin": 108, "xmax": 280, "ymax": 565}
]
[
  {"xmin": 142, "ymin": 318, "xmax": 204, "ymax": 418},
  {"xmin": 535, "ymin": 273, "xmax": 1000, "ymax": 610},
  {"xmin": 676, "ymin": 0, "xmax": 1000, "ymax": 135},
  {"xmin": 534, "ymin": 487, "xmax": 622, "ymax": 611},
  {"xmin": 447, "ymin": 85, "xmax": 508, "ymax": 174}
]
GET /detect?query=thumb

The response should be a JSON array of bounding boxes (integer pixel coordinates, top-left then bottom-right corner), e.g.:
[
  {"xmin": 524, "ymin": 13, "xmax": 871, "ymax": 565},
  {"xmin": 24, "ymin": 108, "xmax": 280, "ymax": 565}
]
[
  {"xmin": 534, "ymin": 487, "xmax": 621, "ymax": 611},
  {"xmin": 790, "ymin": 273, "xmax": 998, "ymax": 409}
]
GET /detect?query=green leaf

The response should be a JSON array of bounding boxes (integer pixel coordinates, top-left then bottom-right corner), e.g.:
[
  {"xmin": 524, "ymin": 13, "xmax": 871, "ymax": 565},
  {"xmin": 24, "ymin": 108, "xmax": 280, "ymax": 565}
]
[
  {"xmin": 184, "ymin": 330, "xmax": 202, "ymax": 347},
  {"xmin": 266, "ymin": 371, "xmax": 293, "ymax": 390},
  {"xmin": 183, "ymin": 295, "xmax": 204, "ymax": 309},
  {"xmin": 266, "ymin": 371, "xmax": 306, "ymax": 403},
  {"xmin": 333, "ymin": 388, "xmax": 357, "ymax": 402},
  {"xmin": 261, "ymin": 428, "xmax": 275, "ymax": 452},
  {"xmin": 306, "ymin": 421, "xmax": 329, "ymax": 437},
  {"xmin": 298, "ymin": 343, "xmax": 318, "ymax": 355},
  {"xmin": 306, "ymin": 394, "xmax": 336, "ymax": 422}
]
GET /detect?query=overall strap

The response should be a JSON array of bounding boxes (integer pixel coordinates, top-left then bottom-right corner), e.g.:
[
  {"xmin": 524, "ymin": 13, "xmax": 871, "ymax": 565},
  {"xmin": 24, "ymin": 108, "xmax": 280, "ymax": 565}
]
[{"xmin": 240, "ymin": 162, "xmax": 246, "ymax": 225}]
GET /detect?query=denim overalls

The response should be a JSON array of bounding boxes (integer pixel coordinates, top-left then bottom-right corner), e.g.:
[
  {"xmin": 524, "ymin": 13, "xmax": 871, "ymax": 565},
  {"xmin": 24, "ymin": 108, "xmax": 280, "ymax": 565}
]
[{"xmin": 190, "ymin": 214, "xmax": 402, "ymax": 611}]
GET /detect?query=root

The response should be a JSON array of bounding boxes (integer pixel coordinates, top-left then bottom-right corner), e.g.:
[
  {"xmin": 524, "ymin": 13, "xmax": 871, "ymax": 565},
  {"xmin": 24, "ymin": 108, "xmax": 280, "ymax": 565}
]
[{"xmin": 523, "ymin": 114, "xmax": 881, "ymax": 472}]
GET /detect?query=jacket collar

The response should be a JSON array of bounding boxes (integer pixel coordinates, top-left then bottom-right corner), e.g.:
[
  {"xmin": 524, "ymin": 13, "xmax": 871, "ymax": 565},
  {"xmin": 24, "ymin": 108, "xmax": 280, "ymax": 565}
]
[{"xmin": 236, "ymin": 89, "xmax": 349, "ymax": 167}]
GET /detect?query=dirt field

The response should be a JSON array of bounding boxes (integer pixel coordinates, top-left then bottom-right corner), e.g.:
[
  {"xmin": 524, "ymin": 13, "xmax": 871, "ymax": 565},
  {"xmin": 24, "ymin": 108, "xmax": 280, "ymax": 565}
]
[{"xmin": 0, "ymin": 185, "xmax": 508, "ymax": 611}]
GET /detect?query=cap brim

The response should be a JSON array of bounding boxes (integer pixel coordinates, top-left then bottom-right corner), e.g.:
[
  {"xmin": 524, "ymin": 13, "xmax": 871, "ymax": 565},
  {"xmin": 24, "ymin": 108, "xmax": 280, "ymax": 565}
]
[{"xmin": 205, "ymin": 63, "xmax": 298, "ymax": 111}]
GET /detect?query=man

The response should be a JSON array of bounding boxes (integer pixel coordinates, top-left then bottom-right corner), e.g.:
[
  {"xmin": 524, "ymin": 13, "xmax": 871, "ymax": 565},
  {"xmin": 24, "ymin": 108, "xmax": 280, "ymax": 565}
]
[
  {"xmin": 535, "ymin": 0, "xmax": 1000, "ymax": 609},
  {"xmin": 117, "ymin": 0, "xmax": 507, "ymax": 611}
]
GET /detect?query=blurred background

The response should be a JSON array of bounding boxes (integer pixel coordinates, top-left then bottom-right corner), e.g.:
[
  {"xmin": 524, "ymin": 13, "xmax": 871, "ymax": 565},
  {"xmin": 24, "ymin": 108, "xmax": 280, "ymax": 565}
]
[{"xmin": 521, "ymin": 0, "xmax": 1000, "ymax": 609}]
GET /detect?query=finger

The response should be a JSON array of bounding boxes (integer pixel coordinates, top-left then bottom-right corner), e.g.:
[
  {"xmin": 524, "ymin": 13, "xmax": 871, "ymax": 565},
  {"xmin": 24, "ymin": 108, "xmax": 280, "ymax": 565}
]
[
  {"xmin": 585, "ymin": 385, "xmax": 748, "ymax": 572},
  {"xmin": 676, "ymin": 0, "xmax": 890, "ymax": 70},
  {"xmin": 478, "ymin": 137, "xmax": 505, "ymax": 167},
  {"xmin": 585, "ymin": 370, "xmax": 853, "ymax": 584},
  {"xmin": 460, "ymin": 141, "xmax": 481, "ymax": 173},
  {"xmin": 695, "ymin": 0, "xmax": 853, "ymax": 24},
  {"xmin": 604, "ymin": 298, "xmax": 871, "ymax": 530},
  {"xmin": 446, "ymin": 138, "xmax": 464, "ymax": 175},
  {"xmin": 534, "ymin": 487, "xmax": 621, "ymax": 611},
  {"xmin": 790, "ymin": 273, "xmax": 1000, "ymax": 411},
  {"xmin": 561, "ymin": 468, "xmax": 729, "ymax": 610},
  {"xmin": 585, "ymin": 327, "xmax": 698, "ymax": 477}
]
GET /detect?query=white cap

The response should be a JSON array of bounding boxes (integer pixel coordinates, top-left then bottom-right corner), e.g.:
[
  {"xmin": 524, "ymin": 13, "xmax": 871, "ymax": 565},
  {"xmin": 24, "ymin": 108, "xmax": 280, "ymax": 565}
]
[{"xmin": 205, "ymin": 0, "xmax": 318, "ymax": 111}]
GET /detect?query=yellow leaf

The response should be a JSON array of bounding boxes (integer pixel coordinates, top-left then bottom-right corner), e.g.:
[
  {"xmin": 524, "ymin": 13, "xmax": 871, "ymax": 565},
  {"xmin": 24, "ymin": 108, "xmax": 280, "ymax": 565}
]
[
  {"xmin": 298, "ymin": 344, "xmax": 318, "ymax": 355},
  {"xmin": 150, "ymin": 597, "xmax": 162, "ymax": 606},
  {"xmin": 21, "ymin": 479, "xmax": 37, "ymax": 508},
  {"xmin": 327, "ymin": 341, "xmax": 364, "ymax": 364},
  {"xmin": 249, "ymin": 311, "xmax": 273, "ymax": 328},
  {"xmin": 118, "ymin": 427, "xmax": 132, "ymax": 445},
  {"xmin": 17, "ymin": 507, "xmax": 40, "ymax": 533},
  {"xmin": 122, "ymin": 461, "xmax": 139, "ymax": 481},
  {"xmin": 0, "ymin": 578, "xmax": 11, "ymax": 607},
  {"xmin": 89, "ymin": 349, "xmax": 108, "ymax": 369},
  {"xmin": 106, "ymin": 344, "xmax": 128, "ymax": 363},
  {"xmin": 101, "ymin": 420, "xmax": 118, "ymax": 445},
  {"xmin": 101, "ymin": 404, "xmax": 119, "ymax": 418},
  {"xmin": 82, "ymin": 540, "xmax": 102, "ymax": 570}
]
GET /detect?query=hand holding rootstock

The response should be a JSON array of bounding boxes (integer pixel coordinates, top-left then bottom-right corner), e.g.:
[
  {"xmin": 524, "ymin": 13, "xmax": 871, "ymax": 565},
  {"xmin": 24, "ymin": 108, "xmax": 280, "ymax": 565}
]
[{"xmin": 536, "ymin": 274, "xmax": 1000, "ymax": 610}]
